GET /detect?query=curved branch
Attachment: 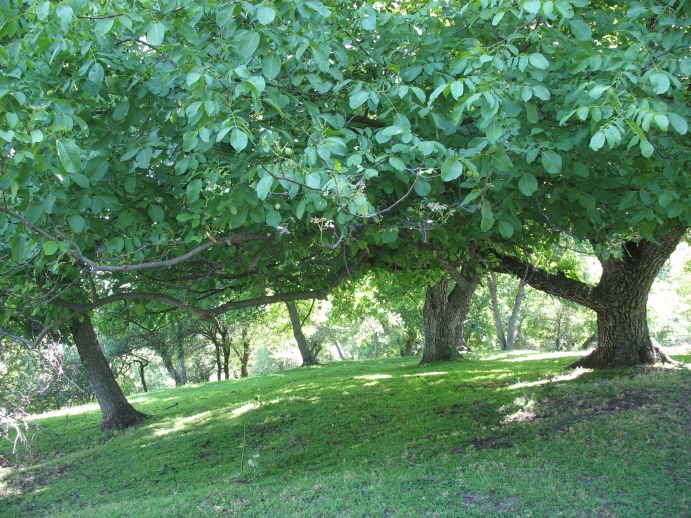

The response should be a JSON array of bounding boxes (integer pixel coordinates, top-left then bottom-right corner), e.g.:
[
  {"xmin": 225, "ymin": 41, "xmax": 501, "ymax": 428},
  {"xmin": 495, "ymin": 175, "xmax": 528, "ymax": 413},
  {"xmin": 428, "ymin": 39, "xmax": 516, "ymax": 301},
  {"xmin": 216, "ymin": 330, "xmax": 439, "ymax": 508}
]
[
  {"xmin": 0, "ymin": 206, "xmax": 272, "ymax": 273},
  {"xmin": 37, "ymin": 250, "xmax": 369, "ymax": 348}
]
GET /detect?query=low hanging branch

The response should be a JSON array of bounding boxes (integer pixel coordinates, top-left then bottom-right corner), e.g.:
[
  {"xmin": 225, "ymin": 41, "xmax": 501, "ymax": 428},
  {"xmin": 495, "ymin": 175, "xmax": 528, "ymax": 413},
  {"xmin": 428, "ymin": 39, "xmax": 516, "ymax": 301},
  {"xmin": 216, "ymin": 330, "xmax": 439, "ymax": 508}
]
[
  {"xmin": 31, "ymin": 250, "xmax": 369, "ymax": 348},
  {"xmin": 0, "ymin": 207, "xmax": 273, "ymax": 273}
]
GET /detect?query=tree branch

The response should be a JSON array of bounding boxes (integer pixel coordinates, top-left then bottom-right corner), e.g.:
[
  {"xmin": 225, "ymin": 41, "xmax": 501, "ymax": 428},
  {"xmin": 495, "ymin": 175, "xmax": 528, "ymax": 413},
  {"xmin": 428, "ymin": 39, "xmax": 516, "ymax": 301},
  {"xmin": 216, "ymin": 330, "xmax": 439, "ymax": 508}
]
[
  {"xmin": 493, "ymin": 253, "xmax": 600, "ymax": 311},
  {"xmin": 0, "ymin": 206, "xmax": 272, "ymax": 273}
]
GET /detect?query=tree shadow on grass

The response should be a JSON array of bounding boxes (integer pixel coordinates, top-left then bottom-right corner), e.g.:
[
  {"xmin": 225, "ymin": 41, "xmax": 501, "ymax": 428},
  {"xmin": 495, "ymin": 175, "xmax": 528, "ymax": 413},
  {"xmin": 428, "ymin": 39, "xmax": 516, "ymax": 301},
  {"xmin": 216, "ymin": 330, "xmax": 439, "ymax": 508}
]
[{"xmin": 3, "ymin": 354, "xmax": 687, "ymax": 515}]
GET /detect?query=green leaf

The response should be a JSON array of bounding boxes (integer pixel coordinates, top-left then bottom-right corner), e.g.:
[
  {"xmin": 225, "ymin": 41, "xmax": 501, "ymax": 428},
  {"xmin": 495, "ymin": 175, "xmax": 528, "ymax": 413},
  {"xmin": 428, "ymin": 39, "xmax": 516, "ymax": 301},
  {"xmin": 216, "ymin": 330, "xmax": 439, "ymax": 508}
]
[
  {"xmin": 480, "ymin": 200, "xmax": 494, "ymax": 232},
  {"xmin": 523, "ymin": 0, "xmax": 541, "ymax": 14},
  {"xmin": 148, "ymin": 204, "xmax": 164, "ymax": 222},
  {"xmin": 649, "ymin": 72, "xmax": 670, "ymax": 95},
  {"xmin": 589, "ymin": 132, "xmax": 605, "ymax": 151},
  {"xmin": 147, "ymin": 22, "xmax": 165, "ymax": 46},
  {"xmin": 361, "ymin": 12, "xmax": 376, "ymax": 31},
  {"xmin": 43, "ymin": 241, "xmax": 59, "ymax": 256},
  {"xmin": 256, "ymin": 6, "xmax": 276, "ymax": 25},
  {"xmin": 186, "ymin": 179, "xmax": 202, "ymax": 202},
  {"xmin": 541, "ymin": 150, "xmax": 562, "ymax": 175},
  {"xmin": 389, "ymin": 156, "xmax": 406, "ymax": 171},
  {"xmin": 10, "ymin": 234, "xmax": 25, "ymax": 262},
  {"xmin": 94, "ymin": 17, "xmax": 114, "ymax": 37},
  {"xmin": 441, "ymin": 157, "xmax": 463, "ymax": 181},
  {"xmin": 532, "ymin": 85, "xmax": 550, "ymax": 100},
  {"xmin": 569, "ymin": 19, "xmax": 591, "ymax": 40},
  {"xmin": 56, "ymin": 139, "xmax": 81, "ymax": 173},
  {"xmin": 30, "ymin": 129, "xmax": 43, "ymax": 143},
  {"xmin": 56, "ymin": 5, "xmax": 73, "ymax": 26},
  {"xmin": 36, "ymin": 1, "xmax": 50, "ymax": 21},
  {"xmin": 186, "ymin": 71, "xmax": 202, "ymax": 87},
  {"xmin": 518, "ymin": 173, "xmax": 538, "ymax": 196},
  {"xmin": 87, "ymin": 62, "xmax": 105, "ymax": 84},
  {"xmin": 67, "ymin": 215, "xmax": 86, "ymax": 233},
  {"xmin": 414, "ymin": 179, "xmax": 431, "ymax": 196},
  {"xmin": 230, "ymin": 129, "xmax": 248, "ymax": 152},
  {"xmin": 71, "ymin": 173, "xmax": 89, "ymax": 188},
  {"xmin": 588, "ymin": 85, "xmax": 610, "ymax": 99},
  {"xmin": 238, "ymin": 31, "xmax": 260, "ymax": 60},
  {"xmin": 266, "ymin": 209, "xmax": 281, "ymax": 227},
  {"xmin": 529, "ymin": 53, "xmax": 549, "ymax": 69},
  {"xmin": 256, "ymin": 176, "xmax": 274, "ymax": 200},
  {"xmin": 653, "ymin": 114, "xmax": 668, "ymax": 132},
  {"xmin": 639, "ymin": 140, "xmax": 654, "ymax": 158},
  {"xmin": 498, "ymin": 220, "xmax": 514, "ymax": 239},
  {"xmin": 113, "ymin": 101, "xmax": 129, "ymax": 121},
  {"xmin": 262, "ymin": 54, "xmax": 281, "ymax": 80},
  {"xmin": 349, "ymin": 91, "xmax": 369, "ymax": 110},
  {"xmin": 668, "ymin": 113, "xmax": 688, "ymax": 135}
]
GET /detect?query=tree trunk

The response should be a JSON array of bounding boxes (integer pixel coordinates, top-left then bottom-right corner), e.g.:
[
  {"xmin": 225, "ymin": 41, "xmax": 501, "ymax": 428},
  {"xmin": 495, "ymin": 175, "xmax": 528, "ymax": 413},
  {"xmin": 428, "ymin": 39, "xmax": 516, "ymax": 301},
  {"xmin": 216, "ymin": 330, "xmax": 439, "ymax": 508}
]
[
  {"xmin": 506, "ymin": 278, "xmax": 525, "ymax": 350},
  {"xmin": 570, "ymin": 231, "xmax": 685, "ymax": 368},
  {"xmin": 496, "ymin": 226, "xmax": 685, "ymax": 368},
  {"xmin": 488, "ymin": 273, "xmax": 507, "ymax": 350},
  {"xmin": 240, "ymin": 339, "xmax": 250, "ymax": 378},
  {"xmin": 421, "ymin": 274, "xmax": 478, "ymax": 364},
  {"xmin": 580, "ymin": 333, "xmax": 597, "ymax": 350},
  {"xmin": 334, "ymin": 341, "xmax": 347, "ymax": 360},
  {"xmin": 138, "ymin": 362, "xmax": 148, "ymax": 393},
  {"xmin": 554, "ymin": 309, "xmax": 563, "ymax": 351},
  {"xmin": 214, "ymin": 343, "xmax": 222, "ymax": 381},
  {"xmin": 176, "ymin": 340, "xmax": 188, "ymax": 385},
  {"xmin": 70, "ymin": 316, "xmax": 145, "ymax": 430},
  {"xmin": 222, "ymin": 345, "xmax": 231, "ymax": 380},
  {"xmin": 160, "ymin": 348, "xmax": 183, "ymax": 386},
  {"xmin": 285, "ymin": 301, "xmax": 318, "ymax": 365}
]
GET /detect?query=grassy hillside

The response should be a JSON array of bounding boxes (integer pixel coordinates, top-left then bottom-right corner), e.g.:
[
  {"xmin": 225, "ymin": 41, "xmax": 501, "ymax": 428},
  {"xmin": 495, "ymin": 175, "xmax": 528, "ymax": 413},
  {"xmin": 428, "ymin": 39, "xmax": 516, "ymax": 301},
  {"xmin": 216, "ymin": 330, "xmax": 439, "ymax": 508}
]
[{"xmin": 1, "ymin": 350, "xmax": 689, "ymax": 517}]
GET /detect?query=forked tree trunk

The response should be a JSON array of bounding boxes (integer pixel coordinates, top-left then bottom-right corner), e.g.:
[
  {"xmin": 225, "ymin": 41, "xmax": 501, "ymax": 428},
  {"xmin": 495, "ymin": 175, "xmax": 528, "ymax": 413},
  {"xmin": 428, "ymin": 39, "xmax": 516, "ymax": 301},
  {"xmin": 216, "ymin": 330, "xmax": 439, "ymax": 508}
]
[
  {"xmin": 489, "ymin": 273, "xmax": 525, "ymax": 351},
  {"xmin": 421, "ymin": 274, "xmax": 478, "ymax": 364},
  {"xmin": 71, "ymin": 315, "xmax": 145, "ymax": 430},
  {"xmin": 285, "ymin": 301, "xmax": 318, "ymax": 365},
  {"xmin": 497, "ymin": 227, "xmax": 685, "ymax": 368}
]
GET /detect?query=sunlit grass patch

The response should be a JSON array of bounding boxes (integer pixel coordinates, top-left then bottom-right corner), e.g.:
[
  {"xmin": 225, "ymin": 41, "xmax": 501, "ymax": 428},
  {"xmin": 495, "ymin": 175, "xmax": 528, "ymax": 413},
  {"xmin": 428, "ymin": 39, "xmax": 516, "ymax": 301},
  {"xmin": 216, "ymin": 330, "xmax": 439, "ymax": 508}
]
[{"xmin": 1, "ymin": 350, "xmax": 689, "ymax": 517}]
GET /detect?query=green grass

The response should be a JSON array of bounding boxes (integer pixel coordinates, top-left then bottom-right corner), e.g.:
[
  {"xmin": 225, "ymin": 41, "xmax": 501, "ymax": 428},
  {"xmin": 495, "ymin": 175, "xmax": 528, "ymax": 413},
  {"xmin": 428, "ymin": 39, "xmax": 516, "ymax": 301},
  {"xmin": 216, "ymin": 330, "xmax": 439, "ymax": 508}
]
[{"xmin": 1, "ymin": 350, "xmax": 690, "ymax": 517}]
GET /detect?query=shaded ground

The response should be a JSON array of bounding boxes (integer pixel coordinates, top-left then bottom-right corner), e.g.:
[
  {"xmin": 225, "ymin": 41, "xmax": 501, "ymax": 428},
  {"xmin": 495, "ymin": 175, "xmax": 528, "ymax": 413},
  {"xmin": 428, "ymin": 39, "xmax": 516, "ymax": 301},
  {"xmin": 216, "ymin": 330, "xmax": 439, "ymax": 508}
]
[{"xmin": 1, "ymin": 350, "xmax": 689, "ymax": 517}]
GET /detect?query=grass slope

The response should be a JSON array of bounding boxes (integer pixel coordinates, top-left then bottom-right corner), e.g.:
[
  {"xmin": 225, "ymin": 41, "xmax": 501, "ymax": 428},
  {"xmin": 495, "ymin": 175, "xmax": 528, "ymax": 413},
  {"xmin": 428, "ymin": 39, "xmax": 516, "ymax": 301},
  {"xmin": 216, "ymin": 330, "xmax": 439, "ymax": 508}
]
[{"xmin": 1, "ymin": 350, "xmax": 690, "ymax": 517}]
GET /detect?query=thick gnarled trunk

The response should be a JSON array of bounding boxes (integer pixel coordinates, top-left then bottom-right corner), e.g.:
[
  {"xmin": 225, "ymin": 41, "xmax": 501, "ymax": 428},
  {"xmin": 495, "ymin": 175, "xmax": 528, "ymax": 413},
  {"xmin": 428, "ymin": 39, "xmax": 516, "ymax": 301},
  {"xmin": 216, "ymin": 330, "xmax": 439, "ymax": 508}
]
[
  {"xmin": 71, "ymin": 315, "xmax": 145, "ymax": 430},
  {"xmin": 421, "ymin": 274, "xmax": 478, "ymax": 364},
  {"xmin": 497, "ymin": 227, "xmax": 685, "ymax": 368}
]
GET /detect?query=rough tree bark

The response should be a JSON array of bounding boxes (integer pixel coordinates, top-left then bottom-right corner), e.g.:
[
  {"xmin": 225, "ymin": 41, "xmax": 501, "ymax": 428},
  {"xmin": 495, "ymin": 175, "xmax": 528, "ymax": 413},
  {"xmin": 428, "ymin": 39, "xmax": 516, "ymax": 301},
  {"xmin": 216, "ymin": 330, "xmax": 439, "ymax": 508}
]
[
  {"xmin": 496, "ymin": 227, "xmax": 686, "ymax": 368},
  {"xmin": 420, "ymin": 273, "xmax": 479, "ymax": 364},
  {"xmin": 71, "ymin": 315, "xmax": 145, "ymax": 430},
  {"xmin": 285, "ymin": 301, "xmax": 318, "ymax": 365}
]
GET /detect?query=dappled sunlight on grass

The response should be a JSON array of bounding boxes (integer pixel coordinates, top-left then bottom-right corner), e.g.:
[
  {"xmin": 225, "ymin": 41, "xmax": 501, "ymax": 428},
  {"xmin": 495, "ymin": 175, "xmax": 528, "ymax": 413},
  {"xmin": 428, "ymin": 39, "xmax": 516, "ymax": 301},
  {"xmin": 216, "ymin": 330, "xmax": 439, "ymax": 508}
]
[
  {"xmin": 2, "ymin": 352, "xmax": 689, "ymax": 517},
  {"xmin": 507, "ymin": 368, "xmax": 592, "ymax": 390},
  {"xmin": 353, "ymin": 374, "xmax": 393, "ymax": 380},
  {"xmin": 31, "ymin": 402, "xmax": 100, "ymax": 420},
  {"xmin": 499, "ymin": 350, "xmax": 583, "ymax": 362},
  {"xmin": 401, "ymin": 371, "xmax": 448, "ymax": 378},
  {"xmin": 153, "ymin": 411, "xmax": 213, "ymax": 437}
]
